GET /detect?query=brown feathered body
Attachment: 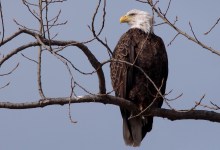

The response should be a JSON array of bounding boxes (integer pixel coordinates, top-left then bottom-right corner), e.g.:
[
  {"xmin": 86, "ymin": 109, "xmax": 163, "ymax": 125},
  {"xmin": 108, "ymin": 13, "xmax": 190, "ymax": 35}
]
[{"xmin": 110, "ymin": 28, "xmax": 168, "ymax": 146}]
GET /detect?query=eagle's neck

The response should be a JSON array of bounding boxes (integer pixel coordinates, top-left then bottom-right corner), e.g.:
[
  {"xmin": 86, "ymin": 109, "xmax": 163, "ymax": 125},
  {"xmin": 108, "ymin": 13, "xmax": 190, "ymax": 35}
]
[{"xmin": 130, "ymin": 18, "xmax": 154, "ymax": 33}]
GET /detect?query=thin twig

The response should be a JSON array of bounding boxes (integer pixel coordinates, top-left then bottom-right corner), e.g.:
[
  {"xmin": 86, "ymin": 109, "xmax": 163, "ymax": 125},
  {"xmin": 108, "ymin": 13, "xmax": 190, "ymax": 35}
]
[
  {"xmin": 168, "ymin": 33, "xmax": 179, "ymax": 46},
  {"xmin": 69, "ymin": 76, "xmax": 77, "ymax": 98},
  {"xmin": 164, "ymin": 0, "xmax": 172, "ymax": 16},
  {"xmin": 75, "ymin": 81, "xmax": 96, "ymax": 96},
  {"xmin": 166, "ymin": 93, "xmax": 183, "ymax": 101},
  {"xmin": 210, "ymin": 101, "xmax": 220, "ymax": 110},
  {"xmin": 21, "ymin": 53, "xmax": 38, "ymax": 64},
  {"xmin": 189, "ymin": 22, "xmax": 199, "ymax": 42},
  {"xmin": 45, "ymin": 0, "xmax": 53, "ymax": 51},
  {"xmin": 55, "ymin": 52, "xmax": 98, "ymax": 75},
  {"xmin": 0, "ymin": 0, "xmax": 5, "ymax": 45},
  {"xmin": 68, "ymin": 101, "xmax": 77, "ymax": 124},
  {"xmin": 0, "ymin": 82, "xmax": 10, "ymax": 90},
  {"xmin": 22, "ymin": 0, "xmax": 40, "ymax": 22},
  {"xmin": 154, "ymin": 22, "xmax": 166, "ymax": 26},
  {"xmin": 146, "ymin": 0, "xmax": 220, "ymax": 56},
  {"xmin": 22, "ymin": 0, "xmax": 38, "ymax": 7},
  {"xmin": 135, "ymin": 0, "xmax": 148, "ymax": 3},
  {"xmin": 204, "ymin": 17, "xmax": 220, "ymax": 35},
  {"xmin": 0, "ymin": 63, "xmax": 19, "ymax": 76},
  {"xmin": 88, "ymin": 0, "xmax": 112, "ymax": 56},
  {"xmin": 13, "ymin": 19, "xmax": 40, "ymax": 33},
  {"xmin": 39, "ymin": 0, "xmax": 45, "ymax": 37},
  {"xmin": 189, "ymin": 94, "xmax": 206, "ymax": 111}
]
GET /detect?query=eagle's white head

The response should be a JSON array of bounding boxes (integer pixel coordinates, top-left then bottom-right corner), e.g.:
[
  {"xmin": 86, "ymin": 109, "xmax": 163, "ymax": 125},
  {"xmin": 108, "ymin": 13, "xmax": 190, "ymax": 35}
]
[{"xmin": 120, "ymin": 9, "xmax": 154, "ymax": 33}]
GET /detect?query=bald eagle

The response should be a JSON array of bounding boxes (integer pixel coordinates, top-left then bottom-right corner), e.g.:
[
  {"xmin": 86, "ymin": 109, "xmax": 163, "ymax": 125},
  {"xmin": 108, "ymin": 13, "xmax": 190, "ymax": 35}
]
[{"xmin": 110, "ymin": 10, "xmax": 168, "ymax": 146}]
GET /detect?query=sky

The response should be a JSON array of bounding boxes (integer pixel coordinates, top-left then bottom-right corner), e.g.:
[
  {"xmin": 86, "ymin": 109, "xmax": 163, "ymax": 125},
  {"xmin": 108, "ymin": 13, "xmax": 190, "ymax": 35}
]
[{"xmin": 0, "ymin": 0, "xmax": 220, "ymax": 150}]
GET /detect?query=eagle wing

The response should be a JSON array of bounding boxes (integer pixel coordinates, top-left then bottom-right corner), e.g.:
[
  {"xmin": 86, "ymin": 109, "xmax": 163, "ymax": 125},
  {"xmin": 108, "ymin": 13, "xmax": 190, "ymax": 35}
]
[
  {"xmin": 110, "ymin": 30, "xmax": 142, "ymax": 146},
  {"xmin": 110, "ymin": 33, "xmax": 134, "ymax": 99}
]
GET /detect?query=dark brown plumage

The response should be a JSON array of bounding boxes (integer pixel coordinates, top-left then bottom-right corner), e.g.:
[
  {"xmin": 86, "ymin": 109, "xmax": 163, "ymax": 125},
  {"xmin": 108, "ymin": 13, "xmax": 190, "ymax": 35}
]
[{"xmin": 110, "ymin": 28, "xmax": 168, "ymax": 146}]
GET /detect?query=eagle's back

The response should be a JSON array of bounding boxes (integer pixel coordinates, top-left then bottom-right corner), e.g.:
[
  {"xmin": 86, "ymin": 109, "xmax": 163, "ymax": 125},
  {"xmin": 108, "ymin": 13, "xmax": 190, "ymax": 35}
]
[{"xmin": 110, "ymin": 28, "xmax": 168, "ymax": 146}]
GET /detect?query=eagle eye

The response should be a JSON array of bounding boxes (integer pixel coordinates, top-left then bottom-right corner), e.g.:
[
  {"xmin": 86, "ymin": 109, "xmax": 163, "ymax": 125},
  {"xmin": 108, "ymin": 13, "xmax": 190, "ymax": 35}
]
[{"xmin": 129, "ymin": 13, "xmax": 136, "ymax": 16}]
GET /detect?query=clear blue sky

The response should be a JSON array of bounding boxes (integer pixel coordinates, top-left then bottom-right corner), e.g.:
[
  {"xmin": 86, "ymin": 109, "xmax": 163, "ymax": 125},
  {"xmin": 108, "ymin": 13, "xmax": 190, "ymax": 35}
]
[{"xmin": 0, "ymin": 0, "xmax": 220, "ymax": 150}]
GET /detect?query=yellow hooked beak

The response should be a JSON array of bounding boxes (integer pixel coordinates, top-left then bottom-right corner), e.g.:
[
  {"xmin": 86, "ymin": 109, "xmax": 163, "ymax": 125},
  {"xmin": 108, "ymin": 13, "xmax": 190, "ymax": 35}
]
[{"xmin": 119, "ymin": 15, "xmax": 131, "ymax": 23}]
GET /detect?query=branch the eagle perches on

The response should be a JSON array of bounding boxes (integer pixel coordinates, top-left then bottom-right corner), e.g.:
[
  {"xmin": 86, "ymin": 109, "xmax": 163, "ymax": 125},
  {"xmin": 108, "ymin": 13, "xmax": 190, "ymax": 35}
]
[
  {"xmin": 0, "ymin": 0, "xmax": 220, "ymax": 123},
  {"xmin": 0, "ymin": 95, "xmax": 220, "ymax": 123}
]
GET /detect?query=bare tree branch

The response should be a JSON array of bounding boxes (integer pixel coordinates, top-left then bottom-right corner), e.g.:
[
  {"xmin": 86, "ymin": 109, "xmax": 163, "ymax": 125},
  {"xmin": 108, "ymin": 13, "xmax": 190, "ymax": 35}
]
[
  {"xmin": 144, "ymin": 0, "xmax": 220, "ymax": 56},
  {"xmin": 36, "ymin": 1, "xmax": 46, "ymax": 98},
  {"xmin": 0, "ymin": 63, "xmax": 19, "ymax": 76},
  {"xmin": 0, "ymin": 94, "xmax": 220, "ymax": 123},
  {"xmin": 0, "ymin": 28, "xmax": 106, "ymax": 94},
  {"xmin": 0, "ymin": 29, "xmax": 30, "ymax": 46},
  {"xmin": 164, "ymin": 0, "xmax": 172, "ymax": 16},
  {"xmin": 37, "ymin": 45, "xmax": 45, "ymax": 98},
  {"xmin": 0, "ymin": 41, "xmax": 39, "ymax": 66},
  {"xmin": 21, "ymin": 53, "xmax": 38, "ymax": 64},
  {"xmin": 0, "ymin": 0, "xmax": 220, "ymax": 132},
  {"xmin": 88, "ymin": 0, "xmax": 112, "ymax": 56},
  {"xmin": 204, "ymin": 17, "xmax": 220, "ymax": 35},
  {"xmin": 22, "ymin": 0, "xmax": 40, "ymax": 22},
  {"xmin": 0, "ymin": 0, "xmax": 4, "ymax": 44},
  {"xmin": 0, "ymin": 82, "xmax": 10, "ymax": 90},
  {"xmin": 167, "ymin": 33, "xmax": 179, "ymax": 46}
]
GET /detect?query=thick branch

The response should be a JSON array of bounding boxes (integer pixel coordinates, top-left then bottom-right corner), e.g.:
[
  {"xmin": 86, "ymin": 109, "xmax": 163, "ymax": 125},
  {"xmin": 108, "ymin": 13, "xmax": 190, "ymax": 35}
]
[
  {"xmin": 0, "ymin": 42, "xmax": 39, "ymax": 66},
  {"xmin": 151, "ymin": 108, "xmax": 220, "ymax": 123},
  {"xmin": 0, "ymin": 29, "xmax": 31, "ymax": 46},
  {"xmin": 0, "ymin": 95, "xmax": 220, "ymax": 123},
  {"xmin": 0, "ymin": 95, "xmax": 135, "ymax": 109}
]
